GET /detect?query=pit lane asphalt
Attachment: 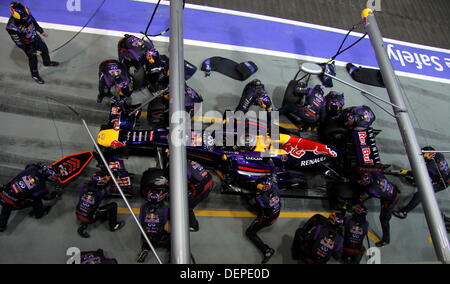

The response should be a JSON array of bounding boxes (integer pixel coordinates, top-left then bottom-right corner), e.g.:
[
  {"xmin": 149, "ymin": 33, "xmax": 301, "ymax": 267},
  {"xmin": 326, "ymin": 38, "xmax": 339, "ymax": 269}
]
[{"xmin": 0, "ymin": 26, "xmax": 449, "ymax": 264}]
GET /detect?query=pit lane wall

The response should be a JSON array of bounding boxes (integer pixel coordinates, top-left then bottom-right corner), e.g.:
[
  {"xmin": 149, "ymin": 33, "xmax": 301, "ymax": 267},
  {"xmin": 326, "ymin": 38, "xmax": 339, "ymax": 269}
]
[{"xmin": 1, "ymin": 0, "xmax": 450, "ymax": 84}]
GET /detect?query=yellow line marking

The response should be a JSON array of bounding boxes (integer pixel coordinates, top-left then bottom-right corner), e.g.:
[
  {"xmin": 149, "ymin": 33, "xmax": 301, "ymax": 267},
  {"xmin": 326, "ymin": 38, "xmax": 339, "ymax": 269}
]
[
  {"xmin": 118, "ymin": 207, "xmax": 140, "ymax": 215},
  {"xmin": 118, "ymin": 208, "xmax": 382, "ymax": 243},
  {"xmin": 428, "ymin": 237, "xmax": 433, "ymax": 243},
  {"xmin": 368, "ymin": 231, "xmax": 381, "ymax": 243},
  {"xmin": 119, "ymin": 208, "xmax": 330, "ymax": 219}
]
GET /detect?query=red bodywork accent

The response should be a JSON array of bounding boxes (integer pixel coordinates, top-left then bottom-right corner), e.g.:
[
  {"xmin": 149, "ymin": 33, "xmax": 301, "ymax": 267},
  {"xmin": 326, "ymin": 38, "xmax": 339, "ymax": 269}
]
[
  {"xmin": 237, "ymin": 166, "xmax": 271, "ymax": 173},
  {"xmin": 111, "ymin": 140, "xmax": 126, "ymax": 148},
  {"xmin": 51, "ymin": 152, "xmax": 94, "ymax": 184},
  {"xmin": 282, "ymin": 136, "xmax": 337, "ymax": 159}
]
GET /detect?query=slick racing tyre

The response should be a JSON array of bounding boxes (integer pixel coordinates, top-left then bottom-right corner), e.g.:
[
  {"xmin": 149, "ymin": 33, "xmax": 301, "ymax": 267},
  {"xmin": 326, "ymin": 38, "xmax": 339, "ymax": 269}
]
[
  {"xmin": 140, "ymin": 168, "xmax": 167, "ymax": 198},
  {"xmin": 319, "ymin": 118, "xmax": 347, "ymax": 145},
  {"xmin": 282, "ymin": 80, "xmax": 301, "ymax": 107}
]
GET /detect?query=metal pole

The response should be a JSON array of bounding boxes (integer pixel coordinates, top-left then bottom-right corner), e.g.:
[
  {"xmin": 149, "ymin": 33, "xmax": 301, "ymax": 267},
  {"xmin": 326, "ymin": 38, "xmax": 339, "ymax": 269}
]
[
  {"xmin": 363, "ymin": 9, "xmax": 450, "ymax": 263},
  {"xmin": 325, "ymin": 73, "xmax": 403, "ymax": 110},
  {"xmin": 169, "ymin": 0, "xmax": 191, "ymax": 264}
]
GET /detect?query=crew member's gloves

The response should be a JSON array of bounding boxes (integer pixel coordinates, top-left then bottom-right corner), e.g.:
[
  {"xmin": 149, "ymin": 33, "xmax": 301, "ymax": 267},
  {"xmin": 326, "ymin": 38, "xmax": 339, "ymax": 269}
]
[{"xmin": 41, "ymin": 31, "xmax": 49, "ymax": 37}]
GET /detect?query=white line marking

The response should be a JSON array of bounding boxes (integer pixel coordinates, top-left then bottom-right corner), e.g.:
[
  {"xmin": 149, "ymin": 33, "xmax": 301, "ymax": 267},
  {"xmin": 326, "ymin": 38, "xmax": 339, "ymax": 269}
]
[
  {"xmin": 1, "ymin": 17, "xmax": 449, "ymax": 84},
  {"xmin": 131, "ymin": 0, "xmax": 450, "ymax": 54}
]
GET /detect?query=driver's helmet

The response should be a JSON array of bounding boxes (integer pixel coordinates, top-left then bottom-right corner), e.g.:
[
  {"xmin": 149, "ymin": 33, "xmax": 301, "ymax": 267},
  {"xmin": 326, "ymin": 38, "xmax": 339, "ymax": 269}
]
[
  {"xmin": 256, "ymin": 177, "xmax": 274, "ymax": 191},
  {"xmin": 257, "ymin": 94, "xmax": 272, "ymax": 111},
  {"xmin": 327, "ymin": 213, "xmax": 344, "ymax": 227},
  {"xmin": 10, "ymin": 2, "xmax": 30, "ymax": 23},
  {"xmin": 91, "ymin": 171, "xmax": 111, "ymax": 187},
  {"xmin": 422, "ymin": 146, "xmax": 436, "ymax": 161},
  {"xmin": 325, "ymin": 91, "xmax": 345, "ymax": 115}
]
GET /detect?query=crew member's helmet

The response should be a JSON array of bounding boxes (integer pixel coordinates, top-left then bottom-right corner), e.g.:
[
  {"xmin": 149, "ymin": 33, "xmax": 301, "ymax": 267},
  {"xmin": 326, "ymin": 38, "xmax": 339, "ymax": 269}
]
[
  {"xmin": 128, "ymin": 35, "xmax": 145, "ymax": 48},
  {"xmin": 325, "ymin": 91, "xmax": 345, "ymax": 115},
  {"xmin": 312, "ymin": 84, "xmax": 325, "ymax": 96},
  {"xmin": 353, "ymin": 204, "xmax": 368, "ymax": 218},
  {"xmin": 42, "ymin": 165, "xmax": 59, "ymax": 182},
  {"xmin": 91, "ymin": 171, "xmax": 111, "ymax": 187},
  {"xmin": 258, "ymin": 95, "xmax": 272, "ymax": 111},
  {"xmin": 294, "ymin": 81, "xmax": 307, "ymax": 94},
  {"xmin": 356, "ymin": 173, "xmax": 372, "ymax": 186},
  {"xmin": 146, "ymin": 49, "xmax": 159, "ymax": 64},
  {"xmin": 327, "ymin": 213, "xmax": 344, "ymax": 227},
  {"xmin": 10, "ymin": 2, "xmax": 30, "ymax": 22},
  {"xmin": 422, "ymin": 146, "xmax": 436, "ymax": 161},
  {"xmin": 147, "ymin": 186, "xmax": 168, "ymax": 204},
  {"xmin": 116, "ymin": 81, "xmax": 132, "ymax": 97}
]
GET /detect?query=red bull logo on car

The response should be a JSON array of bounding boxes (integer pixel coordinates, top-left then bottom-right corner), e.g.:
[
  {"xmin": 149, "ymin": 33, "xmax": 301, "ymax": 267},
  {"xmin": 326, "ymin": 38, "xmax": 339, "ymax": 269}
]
[
  {"xmin": 282, "ymin": 136, "xmax": 337, "ymax": 159},
  {"xmin": 358, "ymin": 131, "xmax": 374, "ymax": 164}
]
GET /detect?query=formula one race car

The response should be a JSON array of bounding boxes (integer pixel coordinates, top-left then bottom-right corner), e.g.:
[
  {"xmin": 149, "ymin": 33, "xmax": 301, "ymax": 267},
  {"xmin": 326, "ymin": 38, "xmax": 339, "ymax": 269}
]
[{"xmin": 97, "ymin": 110, "xmax": 390, "ymax": 199}]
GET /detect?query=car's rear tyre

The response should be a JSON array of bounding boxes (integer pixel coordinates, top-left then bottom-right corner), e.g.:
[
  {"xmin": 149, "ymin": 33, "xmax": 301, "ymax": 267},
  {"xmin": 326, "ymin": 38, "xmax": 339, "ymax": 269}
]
[
  {"xmin": 282, "ymin": 80, "xmax": 300, "ymax": 107},
  {"xmin": 147, "ymin": 96, "xmax": 168, "ymax": 129},
  {"xmin": 319, "ymin": 118, "xmax": 347, "ymax": 145}
]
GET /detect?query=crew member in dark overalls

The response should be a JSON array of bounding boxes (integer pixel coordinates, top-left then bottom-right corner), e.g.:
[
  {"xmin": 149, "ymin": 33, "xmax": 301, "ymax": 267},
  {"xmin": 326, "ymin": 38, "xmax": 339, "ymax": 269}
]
[
  {"xmin": 79, "ymin": 249, "xmax": 118, "ymax": 264},
  {"xmin": 394, "ymin": 146, "xmax": 450, "ymax": 221},
  {"xmin": 342, "ymin": 205, "xmax": 369, "ymax": 264},
  {"xmin": 137, "ymin": 186, "xmax": 170, "ymax": 263},
  {"xmin": 76, "ymin": 172, "xmax": 125, "ymax": 238},
  {"xmin": 321, "ymin": 91, "xmax": 345, "ymax": 123},
  {"xmin": 187, "ymin": 160, "xmax": 215, "ymax": 232},
  {"xmin": 0, "ymin": 163, "xmax": 61, "ymax": 232},
  {"xmin": 278, "ymin": 84, "xmax": 326, "ymax": 125},
  {"xmin": 246, "ymin": 176, "xmax": 281, "ymax": 264},
  {"xmin": 235, "ymin": 79, "xmax": 273, "ymax": 113},
  {"xmin": 118, "ymin": 34, "xmax": 167, "ymax": 92},
  {"xmin": 356, "ymin": 172, "xmax": 399, "ymax": 247},
  {"xmin": 97, "ymin": 59, "xmax": 133, "ymax": 104},
  {"xmin": 6, "ymin": 2, "xmax": 59, "ymax": 84},
  {"xmin": 292, "ymin": 213, "xmax": 344, "ymax": 264},
  {"xmin": 340, "ymin": 105, "xmax": 376, "ymax": 129}
]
